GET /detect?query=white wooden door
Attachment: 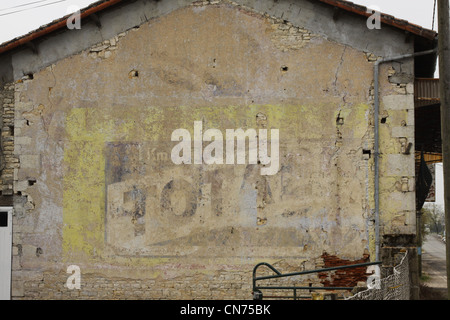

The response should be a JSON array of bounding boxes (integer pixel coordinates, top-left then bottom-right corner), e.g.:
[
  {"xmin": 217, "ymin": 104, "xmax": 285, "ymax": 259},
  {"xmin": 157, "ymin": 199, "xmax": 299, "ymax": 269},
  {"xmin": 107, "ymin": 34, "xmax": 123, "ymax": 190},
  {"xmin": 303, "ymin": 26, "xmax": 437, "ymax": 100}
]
[{"xmin": 0, "ymin": 207, "xmax": 12, "ymax": 300}]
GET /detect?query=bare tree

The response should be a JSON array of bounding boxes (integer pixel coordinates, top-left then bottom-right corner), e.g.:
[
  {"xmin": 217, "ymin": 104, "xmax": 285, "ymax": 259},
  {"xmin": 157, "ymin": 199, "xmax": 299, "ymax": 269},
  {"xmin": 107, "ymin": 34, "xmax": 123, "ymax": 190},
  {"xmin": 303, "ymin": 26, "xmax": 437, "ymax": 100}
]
[{"xmin": 423, "ymin": 203, "xmax": 445, "ymax": 234}]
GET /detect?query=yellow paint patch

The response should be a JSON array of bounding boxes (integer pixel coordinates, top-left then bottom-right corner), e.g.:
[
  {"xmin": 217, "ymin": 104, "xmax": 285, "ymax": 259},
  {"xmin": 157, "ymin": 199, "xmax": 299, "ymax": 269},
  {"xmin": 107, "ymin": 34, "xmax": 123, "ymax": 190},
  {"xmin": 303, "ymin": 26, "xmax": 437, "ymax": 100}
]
[{"xmin": 63, "ymin": 109, "xmax": 107, "ymax": 259}]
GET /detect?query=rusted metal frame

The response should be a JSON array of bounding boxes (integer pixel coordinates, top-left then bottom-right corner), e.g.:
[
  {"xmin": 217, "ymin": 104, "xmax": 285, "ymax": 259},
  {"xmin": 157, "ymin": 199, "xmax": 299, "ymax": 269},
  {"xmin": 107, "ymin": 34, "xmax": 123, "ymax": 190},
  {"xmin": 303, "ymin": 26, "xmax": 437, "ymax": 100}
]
[
  {"xmin": 253, "ymin": 260, "xmax": 381, "ymax": 282},
  {"xmin": 256, "ymin": 286, "xmax": 355, "ymax": 290}
]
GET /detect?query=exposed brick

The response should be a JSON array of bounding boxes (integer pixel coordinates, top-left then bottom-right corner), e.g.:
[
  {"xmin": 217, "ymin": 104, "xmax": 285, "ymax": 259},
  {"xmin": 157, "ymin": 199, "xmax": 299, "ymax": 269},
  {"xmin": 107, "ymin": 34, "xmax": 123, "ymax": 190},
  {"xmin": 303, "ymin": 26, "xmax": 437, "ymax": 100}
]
[{"xmin": 318, "ymin": 252, "xmax": 371, "ymax": 288}]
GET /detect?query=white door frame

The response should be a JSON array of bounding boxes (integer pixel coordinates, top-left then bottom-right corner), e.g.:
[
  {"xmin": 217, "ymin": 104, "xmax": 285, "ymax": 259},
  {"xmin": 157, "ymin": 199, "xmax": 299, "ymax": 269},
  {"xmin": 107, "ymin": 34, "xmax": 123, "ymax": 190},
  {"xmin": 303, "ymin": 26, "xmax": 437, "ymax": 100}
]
[{"xmin": 0, "ymin": 206, "xmax": 13, "ymax": 300}]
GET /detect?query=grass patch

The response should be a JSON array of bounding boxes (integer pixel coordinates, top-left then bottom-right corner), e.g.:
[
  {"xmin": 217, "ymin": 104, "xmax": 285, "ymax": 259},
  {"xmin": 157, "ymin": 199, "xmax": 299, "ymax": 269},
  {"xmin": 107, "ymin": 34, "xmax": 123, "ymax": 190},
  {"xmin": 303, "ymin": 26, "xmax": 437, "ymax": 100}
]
[{"xmin": 420, "ymin": 273, "xmax": 431, "ymax": 282}]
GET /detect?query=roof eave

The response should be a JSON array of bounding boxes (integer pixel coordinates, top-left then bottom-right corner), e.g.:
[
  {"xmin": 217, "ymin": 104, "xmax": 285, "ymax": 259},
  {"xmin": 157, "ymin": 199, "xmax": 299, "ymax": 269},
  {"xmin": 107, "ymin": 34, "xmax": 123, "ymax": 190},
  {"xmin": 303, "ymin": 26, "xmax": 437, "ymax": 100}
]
[
  {"xmin": 0, "ymin": 0, "xmax": 123, "ymax": 55},
  {"xmin": 318, "ymin": 0, "xmax": 437, "ymax": 41},
  {"xmin": 0, "ymin": 0, "xmax": 438, "ymax": 56}
]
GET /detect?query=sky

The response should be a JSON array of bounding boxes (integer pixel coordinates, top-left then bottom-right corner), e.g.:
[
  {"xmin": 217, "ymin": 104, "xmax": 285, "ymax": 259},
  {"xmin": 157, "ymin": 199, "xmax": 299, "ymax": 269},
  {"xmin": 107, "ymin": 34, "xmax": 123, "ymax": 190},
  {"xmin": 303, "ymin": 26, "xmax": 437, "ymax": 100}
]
[
  {"xmin": 435, "ymin": 164, "xmax": 444, "ymax": 207},
  {"xmin": 0, "ymin": 0, "xmax": 445, "ymax": 206}
]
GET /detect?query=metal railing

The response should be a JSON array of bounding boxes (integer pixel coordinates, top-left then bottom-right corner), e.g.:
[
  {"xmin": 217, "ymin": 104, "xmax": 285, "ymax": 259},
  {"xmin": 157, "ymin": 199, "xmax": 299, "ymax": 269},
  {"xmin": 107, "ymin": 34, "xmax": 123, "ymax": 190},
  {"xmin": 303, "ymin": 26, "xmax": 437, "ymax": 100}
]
[{"xmin": 252, "ymin": 261, "xmax": 381, "ymax": 300}]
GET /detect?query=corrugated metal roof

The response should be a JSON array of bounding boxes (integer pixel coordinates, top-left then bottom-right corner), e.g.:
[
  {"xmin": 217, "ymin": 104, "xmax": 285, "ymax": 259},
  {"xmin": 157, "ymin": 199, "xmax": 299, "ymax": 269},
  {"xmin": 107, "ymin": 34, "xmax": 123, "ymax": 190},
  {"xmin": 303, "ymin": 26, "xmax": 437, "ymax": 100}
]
[
  {"xmin": 415, "ymin": 78, "xmax": 440, "ymax": 108},
  {"xmin": 415, "ymin": 152, "xmax": 443, "ymax": 165}
]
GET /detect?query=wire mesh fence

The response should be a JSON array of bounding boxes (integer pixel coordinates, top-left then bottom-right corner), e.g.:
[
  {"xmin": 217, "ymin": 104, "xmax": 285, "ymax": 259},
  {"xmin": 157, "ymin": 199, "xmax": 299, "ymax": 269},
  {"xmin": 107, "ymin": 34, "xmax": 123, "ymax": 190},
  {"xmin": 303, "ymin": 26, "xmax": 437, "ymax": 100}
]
[{"xmin": 346, "ymin": 251, "xmax": 410, "ymax": 300}]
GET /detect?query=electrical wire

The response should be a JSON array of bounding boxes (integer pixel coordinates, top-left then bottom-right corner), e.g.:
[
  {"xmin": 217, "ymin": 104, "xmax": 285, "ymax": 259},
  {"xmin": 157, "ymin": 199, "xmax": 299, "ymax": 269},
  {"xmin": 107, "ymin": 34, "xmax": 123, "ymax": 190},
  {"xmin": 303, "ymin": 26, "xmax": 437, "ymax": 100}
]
[
  {"xmin": 0, "ymin": 0, "xmax": 68, "ymax": 17},
  {"xmin": 0, "ymin": 0, "xmax": 56, "ymax": 12}
]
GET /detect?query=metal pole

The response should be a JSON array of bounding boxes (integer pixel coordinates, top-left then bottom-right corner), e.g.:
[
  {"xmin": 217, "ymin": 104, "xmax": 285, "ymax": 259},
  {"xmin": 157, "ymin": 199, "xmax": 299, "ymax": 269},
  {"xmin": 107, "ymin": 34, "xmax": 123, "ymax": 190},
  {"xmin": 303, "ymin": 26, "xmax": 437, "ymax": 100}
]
[
  {"xmin": 438, "ymin": 0, "xmax": 450, "ymax": 300},
  {"xmin": 374, "ymin": 59, "xmax": 381, "ymax": 262},
  {"xmin": 417, "ymin": 209, "xmax": 422, "ymax": 277}
]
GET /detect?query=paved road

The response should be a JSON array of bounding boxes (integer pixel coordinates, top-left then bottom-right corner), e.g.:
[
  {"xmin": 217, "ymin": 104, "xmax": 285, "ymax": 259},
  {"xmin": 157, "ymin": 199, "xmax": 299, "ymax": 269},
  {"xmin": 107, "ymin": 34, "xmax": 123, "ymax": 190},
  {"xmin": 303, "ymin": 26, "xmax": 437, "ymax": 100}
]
[{"xmin": 422, "ymin": 234, "xmax": 447, "ymax": 289}]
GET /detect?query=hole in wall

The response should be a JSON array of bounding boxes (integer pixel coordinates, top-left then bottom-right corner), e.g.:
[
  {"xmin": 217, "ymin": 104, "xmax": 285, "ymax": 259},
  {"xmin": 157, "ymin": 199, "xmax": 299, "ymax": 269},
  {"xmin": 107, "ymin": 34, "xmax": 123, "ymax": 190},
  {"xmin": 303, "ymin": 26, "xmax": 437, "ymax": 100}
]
[
  {"xmin": 129, "ymin": 70, "xmax": 139, "ymax": 78},
  {"xmin": 281, "ymin": 66, "xmax": 288, "ymax": 72},
  {"xmin": 28, "ymin": 179, "xmax": 37, "ymax": 186}
]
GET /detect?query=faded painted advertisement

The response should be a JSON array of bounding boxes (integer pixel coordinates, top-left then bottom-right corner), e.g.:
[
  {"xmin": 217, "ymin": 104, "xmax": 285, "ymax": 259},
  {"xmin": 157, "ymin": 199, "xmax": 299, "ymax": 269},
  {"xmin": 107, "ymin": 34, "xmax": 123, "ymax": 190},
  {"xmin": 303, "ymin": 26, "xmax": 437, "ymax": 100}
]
[{"xmin": 62, "ymin": 102, "xmax": 371, "ymax": 259}]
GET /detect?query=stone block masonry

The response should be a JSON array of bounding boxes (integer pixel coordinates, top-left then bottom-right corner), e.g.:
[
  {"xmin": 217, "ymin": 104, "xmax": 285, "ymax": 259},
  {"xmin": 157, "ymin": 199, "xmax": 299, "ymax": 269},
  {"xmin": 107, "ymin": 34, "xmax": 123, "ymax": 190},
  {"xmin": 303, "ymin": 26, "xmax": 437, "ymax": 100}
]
[
  {"xmin": 0, "ymin": 82, "xmax": 17, "ymax": 198},
  {"xmin": 16, "ymin": 269, "xmax": 255, "ymax": 300}
]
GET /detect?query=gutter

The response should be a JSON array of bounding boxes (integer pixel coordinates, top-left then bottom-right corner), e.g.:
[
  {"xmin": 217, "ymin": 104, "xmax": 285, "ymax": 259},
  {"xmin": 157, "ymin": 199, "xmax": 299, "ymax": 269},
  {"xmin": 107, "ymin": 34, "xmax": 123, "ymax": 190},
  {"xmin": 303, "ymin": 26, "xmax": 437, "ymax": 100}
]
[{"xmin": 373, "ymin": 48, "xmax": 438, "ymax": 261}]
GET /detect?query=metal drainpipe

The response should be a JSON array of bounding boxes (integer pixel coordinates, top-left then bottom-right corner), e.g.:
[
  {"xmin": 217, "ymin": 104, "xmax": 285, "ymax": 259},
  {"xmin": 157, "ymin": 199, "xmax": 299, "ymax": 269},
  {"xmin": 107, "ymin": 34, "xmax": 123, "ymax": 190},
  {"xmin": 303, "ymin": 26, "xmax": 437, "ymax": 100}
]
[{"xmin": 373, "ymin": 48, "xmax": 437, "ymax": 262}]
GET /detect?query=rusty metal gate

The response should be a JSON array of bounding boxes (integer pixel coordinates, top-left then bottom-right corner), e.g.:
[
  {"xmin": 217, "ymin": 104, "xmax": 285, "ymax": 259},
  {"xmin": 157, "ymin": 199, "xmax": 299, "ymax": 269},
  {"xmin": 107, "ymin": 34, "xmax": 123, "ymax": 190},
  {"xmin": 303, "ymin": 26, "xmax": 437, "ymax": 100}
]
[{"xmin": 252, "ymin": 260, "xmax": 381, "ymax": 300}]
